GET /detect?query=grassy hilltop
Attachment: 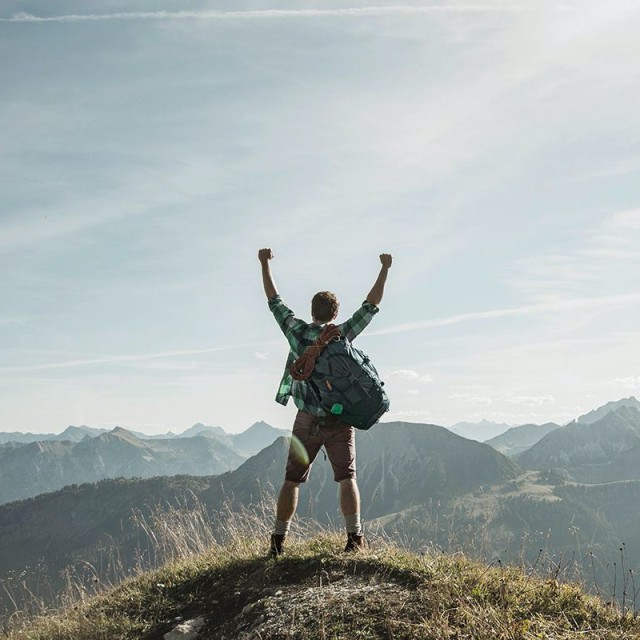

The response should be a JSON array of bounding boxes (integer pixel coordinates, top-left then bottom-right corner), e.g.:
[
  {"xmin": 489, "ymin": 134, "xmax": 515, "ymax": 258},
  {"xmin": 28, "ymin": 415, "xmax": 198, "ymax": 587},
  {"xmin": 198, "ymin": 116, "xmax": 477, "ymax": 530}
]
[{"xmin": 6, "ymin": 533, "xmax": 640, "ymax": 640}]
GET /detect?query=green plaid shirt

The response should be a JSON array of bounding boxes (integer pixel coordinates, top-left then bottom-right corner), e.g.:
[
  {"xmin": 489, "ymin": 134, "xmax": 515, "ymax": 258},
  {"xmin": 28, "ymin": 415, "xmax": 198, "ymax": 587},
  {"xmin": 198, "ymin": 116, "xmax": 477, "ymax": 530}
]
[{"xmin": 268, "ymin": 295, "xmax": 379, "ymax": 416}]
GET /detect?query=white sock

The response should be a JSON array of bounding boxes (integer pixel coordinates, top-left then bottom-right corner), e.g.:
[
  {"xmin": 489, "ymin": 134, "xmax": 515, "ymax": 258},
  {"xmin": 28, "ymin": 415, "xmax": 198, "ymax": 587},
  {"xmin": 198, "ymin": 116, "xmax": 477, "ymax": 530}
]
[
  {"xmin": 344, "ymin": 513, "xmax": 362, "ymax": 535},
  {"xmin": 273, "ymin": 519, "xmax": 291, "ymax": 536}
]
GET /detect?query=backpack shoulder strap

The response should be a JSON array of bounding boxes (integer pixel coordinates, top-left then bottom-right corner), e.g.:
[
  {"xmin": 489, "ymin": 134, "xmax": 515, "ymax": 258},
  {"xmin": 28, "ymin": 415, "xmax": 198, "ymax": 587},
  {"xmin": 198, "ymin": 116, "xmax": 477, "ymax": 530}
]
[{"xmin": 290, "ymin": 324, "xmax": 341, "ymax": 381}]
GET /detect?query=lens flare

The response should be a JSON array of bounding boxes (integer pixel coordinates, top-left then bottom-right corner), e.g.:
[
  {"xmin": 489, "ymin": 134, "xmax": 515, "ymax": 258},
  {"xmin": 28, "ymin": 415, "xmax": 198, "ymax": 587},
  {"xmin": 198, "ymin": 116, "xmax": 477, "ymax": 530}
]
[{"xmin": 289, "ymin": 434, "xmax": 309, "ymax": 466}]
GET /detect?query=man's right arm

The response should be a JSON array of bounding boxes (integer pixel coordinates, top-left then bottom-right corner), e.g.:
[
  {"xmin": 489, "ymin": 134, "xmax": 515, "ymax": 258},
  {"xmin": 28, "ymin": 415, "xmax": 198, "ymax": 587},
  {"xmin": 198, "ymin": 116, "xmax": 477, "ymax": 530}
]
[
  {"xmin": 258, "ymin": 247, "xmax": 278, "ymax": 299},
  {"xmin": 339, "ymin": 254, "xmax": 392, "ymax": 341}
]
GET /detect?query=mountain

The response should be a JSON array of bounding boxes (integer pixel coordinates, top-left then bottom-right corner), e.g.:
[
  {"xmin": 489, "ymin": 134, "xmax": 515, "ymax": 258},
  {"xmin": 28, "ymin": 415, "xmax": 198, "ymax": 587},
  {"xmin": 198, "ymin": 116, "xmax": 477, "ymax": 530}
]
[
  {"xmin": 576, "ymin": 395, "xmax": 640, "ymax": 424},
  {"xmin": 0, "ymin": 425, "xmax": 107, "ymax": 445},
  {"xmin": 0, "ymin": 475, "xmax": 214, "ymax": 615},
  {"xmin": 0, "ymin": 427, "xmax": 245, "ymax": 505},
  {"xmin": 202, "ymin": 421, "xmax": 520, "ymax": 523},
  {"xmin": 0, "ymin": 431, "xmax": 57, "ymax": 445},
  {"xmin": 180, "ymin": 422, "xmax": 227, "ymax": 438},
  {"xmin": 568, "ymin": 441, "xmax": 640, "ymax": 483},
  {"xmin": 230, "ymin": 420, "xmax": 290, "ymax": 456},
  {"xmin": 448, "ymin": 420, "xmax": 512, "ymax": 442},
  {"xmin": 0, "ymin": 420, "xmax": 288, "ymax": 457},
  {"xmin": 516, "ymin": 406, "xmax": 640, "ymax": 472},
  {"xmin": 484, "ymin": 422, "xmax": 560, "ymax": 457},
  {"xmin": 51, "ymin": 425, "xmax": 109, "ymax": 441}
]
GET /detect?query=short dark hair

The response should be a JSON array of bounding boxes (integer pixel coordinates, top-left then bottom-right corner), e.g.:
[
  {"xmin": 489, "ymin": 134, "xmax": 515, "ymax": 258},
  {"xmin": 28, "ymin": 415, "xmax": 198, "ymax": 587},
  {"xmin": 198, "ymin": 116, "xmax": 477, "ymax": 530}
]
[{"xmin": 311, "ymin": 291, "xmax": 339, "ymax": 323}]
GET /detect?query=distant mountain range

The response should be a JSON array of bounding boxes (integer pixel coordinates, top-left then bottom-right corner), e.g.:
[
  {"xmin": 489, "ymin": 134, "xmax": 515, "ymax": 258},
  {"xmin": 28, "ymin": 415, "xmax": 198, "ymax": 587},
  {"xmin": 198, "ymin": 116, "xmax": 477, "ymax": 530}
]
[
  {"xmin": 0, "ymin": 425, "xmax": 109, "ymax": 444},
  {"xmin": 517, "ymin": 405, "xmax": 640, "ymax": 476},
  {"xmin": 0, "ymin": 421, "xmax": 288, "ymax": 504},
  {"xmin": 0, "ymin": 420, "xmax": 288, "ymax": 447},
  {"xmin": 447, "ymin": 419, "xmax": 514, "ymax": 442},
  {"xmin": 484, "ymin": 422, "xmax": 560, "ymax": 457}
]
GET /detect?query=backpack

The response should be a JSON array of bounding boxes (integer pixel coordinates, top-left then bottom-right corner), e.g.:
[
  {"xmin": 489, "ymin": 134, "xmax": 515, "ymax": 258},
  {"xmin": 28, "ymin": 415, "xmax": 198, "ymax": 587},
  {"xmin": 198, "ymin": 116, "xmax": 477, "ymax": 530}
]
[{"xmin": 290, "ymin": 326, "xmax": 389, "ymax": 430}]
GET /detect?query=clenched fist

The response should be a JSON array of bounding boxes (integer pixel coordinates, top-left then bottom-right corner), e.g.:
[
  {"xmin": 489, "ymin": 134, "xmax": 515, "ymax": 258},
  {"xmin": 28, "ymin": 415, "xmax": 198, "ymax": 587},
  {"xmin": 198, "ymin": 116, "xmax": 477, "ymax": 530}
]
[
  {"xmin": 258, "ymin": 248, "xmax": 274, "ymax": 263},
  {"xmin": 380, "ymin": 253, "xmax": 393, "ymax": 269}
]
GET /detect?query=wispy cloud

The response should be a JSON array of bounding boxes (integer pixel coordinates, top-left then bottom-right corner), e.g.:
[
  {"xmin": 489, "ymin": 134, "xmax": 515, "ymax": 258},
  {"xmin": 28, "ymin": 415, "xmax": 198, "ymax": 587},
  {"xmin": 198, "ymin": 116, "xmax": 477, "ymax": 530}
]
[
  {"xmin": 1, "ymin": 6, "xmax": 538, "ymax": 24},
  {"xmin": 609, "ymin": 376, "xmax": 639, "ymax": 389},
  {"xmin": 449, "ymin": 393, "xmax": 493, "ymax": 405},
  {"xmin": 0, "ymin": 342, "xmax": 278, "ymax": 373},
  {"xmin": 0, "ymin": 317, "xmax": 28, "ymax": 327},
  {"xmin": 505, "ymin": 394, "xmax": 555, "ymax": 406},
  {"xmin": 506, "ymin": 209, "xmax": 640, "ymax": 302},
  {"xmin": 368, "ymin": 292, "xmax": 640, "ymax": 337},
  {"xmin": 389, "ymin": 369, "xmax": 419, "ymax": 380}
]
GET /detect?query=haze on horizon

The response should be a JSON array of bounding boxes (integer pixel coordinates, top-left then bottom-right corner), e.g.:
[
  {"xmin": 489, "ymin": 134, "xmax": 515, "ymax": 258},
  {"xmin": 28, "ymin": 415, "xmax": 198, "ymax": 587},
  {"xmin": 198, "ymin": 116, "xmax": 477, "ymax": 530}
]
[{"xmin": 1, "ymin": 0, "xmax": 639, "ymax": 434}]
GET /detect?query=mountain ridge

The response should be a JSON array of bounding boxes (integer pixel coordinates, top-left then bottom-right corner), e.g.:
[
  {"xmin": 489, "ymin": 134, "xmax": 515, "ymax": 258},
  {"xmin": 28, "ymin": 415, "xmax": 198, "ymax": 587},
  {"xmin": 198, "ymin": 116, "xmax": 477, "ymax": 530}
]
[
  {"xmin": 517, "ymin": 406, "xmax": 640, "ymax": 471},
  {"xmin": 484, "ymin": 421, "xmax": 560, "ymax": 457}
]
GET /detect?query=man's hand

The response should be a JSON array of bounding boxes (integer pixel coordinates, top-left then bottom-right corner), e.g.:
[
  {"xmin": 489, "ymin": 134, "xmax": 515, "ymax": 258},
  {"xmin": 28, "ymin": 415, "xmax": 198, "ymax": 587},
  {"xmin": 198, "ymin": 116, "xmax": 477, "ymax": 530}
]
[
  {"xmin": 258, "ymin": 248, "xmax": 274, "ymax": 263},
  {"xmin": 380, "ymin": 253, "xmax": 392, "ymax": 269}
]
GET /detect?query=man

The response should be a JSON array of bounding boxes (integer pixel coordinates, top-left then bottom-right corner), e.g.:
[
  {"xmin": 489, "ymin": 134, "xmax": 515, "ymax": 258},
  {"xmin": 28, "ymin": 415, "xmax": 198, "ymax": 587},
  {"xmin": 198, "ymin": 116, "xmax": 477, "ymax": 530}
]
[{"xmin": 258, "ymin": 248, "xmax": 392, "ymax": 557}]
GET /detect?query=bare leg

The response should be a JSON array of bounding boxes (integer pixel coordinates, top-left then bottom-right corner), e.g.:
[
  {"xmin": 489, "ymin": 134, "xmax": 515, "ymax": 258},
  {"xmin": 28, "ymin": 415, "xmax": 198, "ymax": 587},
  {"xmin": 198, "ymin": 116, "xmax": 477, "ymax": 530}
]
[
  {"xmin": 339, "ymin": 478, "xmax": 360, "ymax": 516},
  {"xmin": 276, "ymin": 480, "xmax": 300, "ymax": 522}
]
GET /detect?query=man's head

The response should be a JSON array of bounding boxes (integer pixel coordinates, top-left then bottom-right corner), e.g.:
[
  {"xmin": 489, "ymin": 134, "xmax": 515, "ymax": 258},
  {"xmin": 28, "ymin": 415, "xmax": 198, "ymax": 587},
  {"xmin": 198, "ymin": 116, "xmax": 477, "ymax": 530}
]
[{"xmin": 311, "ymin": 291, "xmax": 339, "ymax": 323}]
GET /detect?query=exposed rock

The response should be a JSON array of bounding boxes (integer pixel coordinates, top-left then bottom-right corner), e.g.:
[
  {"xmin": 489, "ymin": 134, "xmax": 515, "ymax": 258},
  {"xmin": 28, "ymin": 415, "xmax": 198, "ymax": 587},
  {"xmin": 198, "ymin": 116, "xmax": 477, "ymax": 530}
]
[{"xmin": 164, "ymin": 616, "xmax": 206, "ymax": 640}]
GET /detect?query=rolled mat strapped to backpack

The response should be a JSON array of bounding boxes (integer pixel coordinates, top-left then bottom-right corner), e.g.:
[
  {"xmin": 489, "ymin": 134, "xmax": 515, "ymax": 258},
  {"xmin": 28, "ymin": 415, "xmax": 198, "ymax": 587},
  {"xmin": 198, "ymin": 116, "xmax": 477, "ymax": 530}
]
[{"xmin": 290, "ymin": 325, "xmax": 389, "ymax": 430}]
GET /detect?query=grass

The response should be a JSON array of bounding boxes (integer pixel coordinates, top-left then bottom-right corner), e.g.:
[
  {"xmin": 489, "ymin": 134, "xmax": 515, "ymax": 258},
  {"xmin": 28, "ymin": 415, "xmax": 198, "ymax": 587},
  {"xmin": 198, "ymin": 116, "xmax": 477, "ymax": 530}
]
[
  {"xmin": 3, "ymin": 497, "xmax": 640, "ymax": 639},
  {"xmin": 5, "ymin": 529, "xmax": 640, "ymax": 640}
]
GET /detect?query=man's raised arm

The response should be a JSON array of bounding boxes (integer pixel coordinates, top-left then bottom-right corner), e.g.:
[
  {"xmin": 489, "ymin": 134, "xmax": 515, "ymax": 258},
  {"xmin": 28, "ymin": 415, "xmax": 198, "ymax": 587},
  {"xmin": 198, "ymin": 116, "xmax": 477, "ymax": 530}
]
[
  {"xmin": 258, "ymin": 248, "xmax": 278, "ymax": 299},
  {"xmin": 366, "ymin": 254, "xmax": 392, "ymax": 306}
]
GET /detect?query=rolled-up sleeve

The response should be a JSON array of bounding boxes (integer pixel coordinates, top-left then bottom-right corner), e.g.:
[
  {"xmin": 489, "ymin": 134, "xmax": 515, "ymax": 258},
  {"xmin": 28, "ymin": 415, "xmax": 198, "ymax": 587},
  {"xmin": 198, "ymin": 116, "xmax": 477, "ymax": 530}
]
[
  {"xmin": 338, "ymin": 301, "xmax": 379, "ymax": 342},
  {"xmin": 268, "ymin": 295, "xmax": 306, "ymax": 338}
]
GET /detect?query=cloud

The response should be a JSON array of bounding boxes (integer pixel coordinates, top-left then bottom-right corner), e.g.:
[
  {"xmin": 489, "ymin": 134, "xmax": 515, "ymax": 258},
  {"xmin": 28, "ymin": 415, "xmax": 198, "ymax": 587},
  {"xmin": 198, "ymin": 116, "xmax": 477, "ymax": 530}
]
[
  {"xmin": 405, "ymin": 389, "xmax": 420, "ymax": 396},
  {"xmin": 609, "ymin": 376, "xmax": 639, "ymax": 389},
  {"xmin": 449, "ymin": 384, "xmax": 490, "ymax": 390},
  {"xmin": 449, "ymin": 393, "xmax": 493, "ymax": 405},
  {"xmin": 1, "ymin": 6, "xmax": 538, "ymax": 24},
  {"xmin": 505, "ymin": 395, "xmax": 555, "ymax": 406},
  {"xmin": 0, "ymin": 317, "xmax": 28, "ymax": 327},
  {"xmin": 505, "ymin": 209, "xmax": 640, "ymax": 303},
  {"xmin": 0, "ymin": 342, "xmax": 279, "ymax": 373},
  {"xmin": 569, "ymin": 156, "xmax": 640, "ymax": 183},
  {"xmin": 254, "ymin": 352, "xmax": 269, "ymax": 361},
  {"xmin": 389, "ymin": 369, "xmax": 419, "ymax": 380},
  {"xmin": 367, "ymin": 292, "xmax": 640, "ymax": 337},
  {"xmin": 387, "ymin": 409, "xmax": 438, "ymax": 422}
]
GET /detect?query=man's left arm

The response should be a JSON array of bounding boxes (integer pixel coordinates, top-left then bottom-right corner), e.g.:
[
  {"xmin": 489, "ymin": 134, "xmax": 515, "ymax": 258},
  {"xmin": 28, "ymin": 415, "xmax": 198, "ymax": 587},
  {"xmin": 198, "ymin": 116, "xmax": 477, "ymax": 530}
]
[
  {"xmin": 366, "ymin": 253, "xmax": 392, "ymax": 306},
  {"xmin": 339, "ymin": 253, "xmax": 393, "ymax": 341}
]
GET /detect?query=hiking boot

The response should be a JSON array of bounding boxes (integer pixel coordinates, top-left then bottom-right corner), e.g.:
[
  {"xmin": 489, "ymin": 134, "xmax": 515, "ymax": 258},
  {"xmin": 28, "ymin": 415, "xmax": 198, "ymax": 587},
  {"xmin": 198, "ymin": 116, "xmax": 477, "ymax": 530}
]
[
  {"xmin": 269, "ymin": 534, "xmax": 285, "ymax": 559},
  {"xmin": 344, "ymin": 532, "xmax": 366, "ymax": 553}
]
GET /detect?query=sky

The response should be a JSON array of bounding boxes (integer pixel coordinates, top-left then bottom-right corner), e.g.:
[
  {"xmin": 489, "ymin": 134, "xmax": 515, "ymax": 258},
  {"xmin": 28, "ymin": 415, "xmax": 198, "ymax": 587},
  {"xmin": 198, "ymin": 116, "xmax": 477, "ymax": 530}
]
[{"xmin": 1, "ymin": 0, "xmax": 639, "ymax": 434}]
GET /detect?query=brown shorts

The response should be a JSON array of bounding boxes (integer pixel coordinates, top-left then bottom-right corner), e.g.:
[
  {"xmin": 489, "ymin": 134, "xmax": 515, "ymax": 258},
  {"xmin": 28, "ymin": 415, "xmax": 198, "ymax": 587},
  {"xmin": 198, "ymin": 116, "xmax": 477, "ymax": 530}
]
[{"xmin": 285, "ymin": 410, "xmax": 356, "ymax": 483}]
